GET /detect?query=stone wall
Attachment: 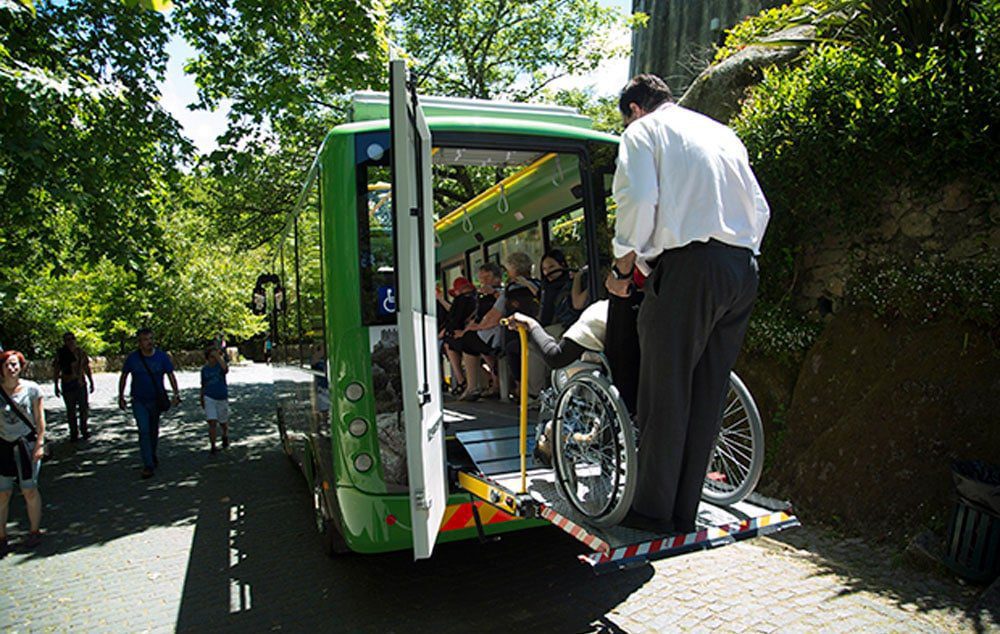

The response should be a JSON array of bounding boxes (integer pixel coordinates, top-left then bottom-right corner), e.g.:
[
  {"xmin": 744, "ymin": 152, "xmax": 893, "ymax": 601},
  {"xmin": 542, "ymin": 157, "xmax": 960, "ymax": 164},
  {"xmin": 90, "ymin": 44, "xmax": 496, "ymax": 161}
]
[
  {"xmin": 795, "ymin": 179, "xmax": 1000, "ymax": 315},
  {"xmin": 630, "ymin": 0, "xmax": 784, "ymax": 94}
]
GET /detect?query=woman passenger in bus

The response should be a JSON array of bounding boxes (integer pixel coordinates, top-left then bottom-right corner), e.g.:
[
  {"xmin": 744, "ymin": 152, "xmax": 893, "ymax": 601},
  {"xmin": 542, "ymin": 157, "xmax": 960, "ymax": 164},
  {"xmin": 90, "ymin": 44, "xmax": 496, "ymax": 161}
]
[
  {"xmin": 523, "ymin": 249, "xmax": 581, "ymax": 397},
  {"xmin": 454, "ymin": 254, "xmax": 539, "ymax": 401},
  {"xmin": 439, "ymin": 276, "xmax": 478, "ymax": 396}
]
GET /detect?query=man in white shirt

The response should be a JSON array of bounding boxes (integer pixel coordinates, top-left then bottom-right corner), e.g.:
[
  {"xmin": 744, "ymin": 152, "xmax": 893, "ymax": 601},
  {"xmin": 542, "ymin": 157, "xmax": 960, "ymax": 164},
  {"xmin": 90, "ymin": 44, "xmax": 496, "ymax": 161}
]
[{"xmin": 607, "ymin": 75, "xmax": 770, "ymax": 534}]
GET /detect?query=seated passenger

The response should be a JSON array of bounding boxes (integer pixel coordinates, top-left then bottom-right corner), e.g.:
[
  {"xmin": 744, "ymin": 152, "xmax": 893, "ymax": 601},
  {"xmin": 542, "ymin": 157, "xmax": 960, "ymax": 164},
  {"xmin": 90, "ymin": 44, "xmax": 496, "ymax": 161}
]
[
  {"xmin": 455, "ymin": 254, "xmax": 539, "ymax": 400},
  {"xmin": 506, "ymin": 278, "xmax": 641, "ymax": 417},
  {"xmin": 440, "ymin": 276, "xmax": 477, "ymax": 395},
  {"xmin": 526, "ymin": 249, "xmax": 583, "ymax": 397}
]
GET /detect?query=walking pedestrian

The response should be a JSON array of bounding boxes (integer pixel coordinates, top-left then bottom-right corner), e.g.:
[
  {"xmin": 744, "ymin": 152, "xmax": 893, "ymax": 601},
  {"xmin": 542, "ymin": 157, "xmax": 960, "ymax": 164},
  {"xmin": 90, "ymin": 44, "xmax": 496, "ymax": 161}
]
[
  {"xmin": 117, "ymin": 328, "xmax": 180, "ymax": 479},
  {"xmin": 607, "ymin": 74, "xmax": 770, "ymax": 534},
  {"xmin": 52, "ymin": 332, "xmax": 94, "ymax": 441},
  {"xmin": 200, "ymin": 345, "xmax": 229, "ymax": 454},
  {"xmin": 0, "ymin": 350, "xmax": 46, "ymax": 555}
]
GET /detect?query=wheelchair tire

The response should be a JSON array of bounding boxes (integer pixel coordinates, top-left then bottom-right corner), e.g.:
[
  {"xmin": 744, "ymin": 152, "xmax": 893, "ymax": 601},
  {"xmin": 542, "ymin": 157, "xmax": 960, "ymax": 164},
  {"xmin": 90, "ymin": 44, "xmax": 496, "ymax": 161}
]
[
  {"xmin": 701, "ymin": 371, "xmax": 764, "ymax": 506},
  {"xmin": 552, "ymin": 371, "xmax": 637, "ymax": 528}
]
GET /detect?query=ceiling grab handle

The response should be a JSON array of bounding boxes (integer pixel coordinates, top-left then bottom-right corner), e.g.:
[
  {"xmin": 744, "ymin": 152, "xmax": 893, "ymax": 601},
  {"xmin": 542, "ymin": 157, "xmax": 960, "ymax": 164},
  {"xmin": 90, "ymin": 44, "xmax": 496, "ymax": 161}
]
[
  {"xmin": 497, "ymin": 182, "xmax": 510, "ymax": 214},
  {"xmin": 461, "ymin": 206, "xmax": 474, "ymax": 234},
  {"xmin": 551, "ymin": 155, "xmax": 564, "ymax": 187}
]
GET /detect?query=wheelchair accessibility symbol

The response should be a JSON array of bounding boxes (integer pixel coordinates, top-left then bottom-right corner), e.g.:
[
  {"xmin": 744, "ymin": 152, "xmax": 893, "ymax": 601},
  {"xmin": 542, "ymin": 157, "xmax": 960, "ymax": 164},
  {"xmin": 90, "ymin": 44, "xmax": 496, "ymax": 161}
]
[{"xmin": 377, "ymin": 286, "xmax": 396, "ymax": 316}]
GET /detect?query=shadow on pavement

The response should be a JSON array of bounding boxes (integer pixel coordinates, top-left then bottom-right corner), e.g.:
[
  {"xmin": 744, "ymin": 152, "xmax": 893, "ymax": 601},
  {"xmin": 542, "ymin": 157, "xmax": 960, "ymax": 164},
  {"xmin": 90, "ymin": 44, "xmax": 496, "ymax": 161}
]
[
  {"xmin": 7, "ymin": 368, "xmax": 652, "ymax": 631},
  {"xmin": 3, "ymin": 379, "xmax": 281, "ymax": 561},
  {"xmin": 771, "ymin": 528, "xmax": 998, "ymax": 632}
]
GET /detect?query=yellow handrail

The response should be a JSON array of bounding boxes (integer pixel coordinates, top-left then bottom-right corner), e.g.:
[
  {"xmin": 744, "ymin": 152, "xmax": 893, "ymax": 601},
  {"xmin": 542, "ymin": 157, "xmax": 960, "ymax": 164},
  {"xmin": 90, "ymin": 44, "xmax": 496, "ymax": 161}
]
[{"xmin": 501, "ymin": 317, "xmax": 530, "ymax": 494}]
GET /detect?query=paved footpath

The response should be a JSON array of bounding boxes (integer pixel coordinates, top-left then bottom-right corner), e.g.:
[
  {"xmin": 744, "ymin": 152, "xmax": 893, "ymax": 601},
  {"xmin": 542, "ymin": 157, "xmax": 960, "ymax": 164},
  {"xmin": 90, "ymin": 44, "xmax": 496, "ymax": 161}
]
[{"xmin": 1, "ymin": 365, "xmax": 996, "ymax": 633}]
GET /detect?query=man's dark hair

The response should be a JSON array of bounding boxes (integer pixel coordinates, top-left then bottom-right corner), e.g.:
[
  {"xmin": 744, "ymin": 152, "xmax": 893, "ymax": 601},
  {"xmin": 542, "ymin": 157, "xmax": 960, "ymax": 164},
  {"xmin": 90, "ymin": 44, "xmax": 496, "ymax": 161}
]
[
  {"xmin": 479, "ymin": 262, "xmax": 502, "ymax": 279},
  {"xmin": 618, "ymin": 74, "xmax": 674, "ymax": 117},
  {"xmin": 136, "ymin": 327, "xmax": 153, "ymax": 338},
  {"xmin": 63, "ymin": 331, "xmax": 75, "ymax": 341}
]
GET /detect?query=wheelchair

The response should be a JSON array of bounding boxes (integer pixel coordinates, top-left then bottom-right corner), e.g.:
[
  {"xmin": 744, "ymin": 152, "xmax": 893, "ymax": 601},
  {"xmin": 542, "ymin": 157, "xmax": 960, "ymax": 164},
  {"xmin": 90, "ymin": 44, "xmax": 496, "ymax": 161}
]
[{"xmin": 536, "ymin": 353, "xmax": 764, "ymax": 528}]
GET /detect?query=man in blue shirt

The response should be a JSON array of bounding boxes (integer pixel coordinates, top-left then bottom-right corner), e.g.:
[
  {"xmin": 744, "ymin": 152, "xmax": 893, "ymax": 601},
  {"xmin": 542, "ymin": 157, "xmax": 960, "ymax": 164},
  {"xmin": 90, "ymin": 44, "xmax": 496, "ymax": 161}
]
[{"xmin": 117, "ymin": 328, "xmax": 180, "ymax": 478}]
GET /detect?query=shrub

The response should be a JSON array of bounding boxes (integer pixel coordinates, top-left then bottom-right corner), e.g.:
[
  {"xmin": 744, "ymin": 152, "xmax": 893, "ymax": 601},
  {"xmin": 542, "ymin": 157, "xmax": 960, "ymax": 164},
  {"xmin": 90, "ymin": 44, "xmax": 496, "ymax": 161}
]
[{"xmin": 848, "ymin": 253, "xmax": 1000, "ymax": 329}]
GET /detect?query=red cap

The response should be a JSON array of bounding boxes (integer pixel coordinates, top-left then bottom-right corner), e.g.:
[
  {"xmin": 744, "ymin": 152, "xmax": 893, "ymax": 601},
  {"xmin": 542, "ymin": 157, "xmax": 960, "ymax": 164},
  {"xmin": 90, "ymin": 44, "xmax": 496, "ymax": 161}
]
[{"xmin": 448, "ymin": 277, "xmax": 475, "ymax": 297}]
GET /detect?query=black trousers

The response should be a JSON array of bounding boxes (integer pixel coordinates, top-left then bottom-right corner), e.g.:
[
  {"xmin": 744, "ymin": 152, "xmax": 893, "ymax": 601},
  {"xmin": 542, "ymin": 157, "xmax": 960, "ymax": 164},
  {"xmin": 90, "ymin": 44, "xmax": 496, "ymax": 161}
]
[
  {"xmin": 62, "ymin": 381, "xmax": 89, "ymax": 439},
  {"xmin": 605, "ymin": 293, "xmax": 643, "ymax": 415},
  {"xmin": 633, "ymin": 240, "xmax": 759, "ymax": 532}
]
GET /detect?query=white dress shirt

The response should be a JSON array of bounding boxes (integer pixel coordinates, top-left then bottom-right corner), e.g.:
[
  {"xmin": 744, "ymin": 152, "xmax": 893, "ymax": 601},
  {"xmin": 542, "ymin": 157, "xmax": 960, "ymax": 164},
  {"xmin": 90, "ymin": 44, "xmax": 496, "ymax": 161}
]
[{"xmin": 612, "ymin": 102, "xmax": 770, "ymax": 275}]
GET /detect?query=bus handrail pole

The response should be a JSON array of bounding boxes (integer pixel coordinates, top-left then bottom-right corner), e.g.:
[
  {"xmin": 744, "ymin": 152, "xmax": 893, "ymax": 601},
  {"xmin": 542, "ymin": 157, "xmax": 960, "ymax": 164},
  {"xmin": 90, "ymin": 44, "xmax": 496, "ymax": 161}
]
[
  {"xmin": 517, "ymin": 324, "xmax": 528, "ymax": 493},
  {"xmin": 517, "ymin": 324, "xmax": 529, "ymax": 494},
  {"xmin": 500, "ymin": 318, "xmax": 530, "ymax": 493}
]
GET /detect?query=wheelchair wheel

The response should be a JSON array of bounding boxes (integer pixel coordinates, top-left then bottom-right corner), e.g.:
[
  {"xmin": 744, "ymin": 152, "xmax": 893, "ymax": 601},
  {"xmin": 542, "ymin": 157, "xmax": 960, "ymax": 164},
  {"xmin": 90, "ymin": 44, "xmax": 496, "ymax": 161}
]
[
  {"xmin": 701, "ymin": 372, "xmax": 764, "ymax": 506},
  {"xmin": 552, "ymin": 371, "xmax": 637, "ymax": 527}
]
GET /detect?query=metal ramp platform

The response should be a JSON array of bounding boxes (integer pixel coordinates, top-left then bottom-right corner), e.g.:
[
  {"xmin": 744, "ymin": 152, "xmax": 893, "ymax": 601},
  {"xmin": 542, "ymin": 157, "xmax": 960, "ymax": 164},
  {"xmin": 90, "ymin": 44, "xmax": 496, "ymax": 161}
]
[{"xmin": 454, "ymin": 427, "xmax": 799, "ymax": 574}]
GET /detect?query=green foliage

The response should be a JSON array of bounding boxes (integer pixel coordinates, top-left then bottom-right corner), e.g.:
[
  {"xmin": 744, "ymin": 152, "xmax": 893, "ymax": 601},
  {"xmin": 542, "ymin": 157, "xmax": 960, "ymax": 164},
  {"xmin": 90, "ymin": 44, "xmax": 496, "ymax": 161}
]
[
  {"xmin": 175, "ymin": 1, "xmax": 386, "ymax": 131},
  {"xmin": 716, "ymin": 0, "xmax": 986, "ymax": 61},
  {"xmin": 729, "ymin": 2, "xmax": 999, "ymax": 325},
  {"xmin": 743, "ymin": 302, "xmax": 823, "ymax": 359},
  {"xmin": 544, "ymin": 88, "xmax": 623, "ymax": 134},
  {"xmin": 172, "ymin": 1, "xmax": 389, "ymax": 247},
  {"xmin": 715, "ymin": 0, "xmax": 820, "ymax": 60},
  {"xmin": 714, "ymin": 1, "xmax": 1000, "ymax": 358},
  {"xmin": 390, "ymin": 0, "xmax": 625, "ymax": 101},
  {"xmin": 5, "ymin": 198, "xmax": 267, "ymax": 357},
  {"xmin": 848, "ymin": 253, "xmax": 1000, "ymax": 328}
]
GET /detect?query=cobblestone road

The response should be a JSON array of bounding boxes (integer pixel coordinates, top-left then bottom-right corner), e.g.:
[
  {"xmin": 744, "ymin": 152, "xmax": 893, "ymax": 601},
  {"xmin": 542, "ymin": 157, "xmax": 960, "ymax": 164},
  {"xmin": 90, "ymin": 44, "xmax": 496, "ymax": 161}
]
[{"xmin": 1, "ymin": 365, "xmax": 996, "ymax": 633}]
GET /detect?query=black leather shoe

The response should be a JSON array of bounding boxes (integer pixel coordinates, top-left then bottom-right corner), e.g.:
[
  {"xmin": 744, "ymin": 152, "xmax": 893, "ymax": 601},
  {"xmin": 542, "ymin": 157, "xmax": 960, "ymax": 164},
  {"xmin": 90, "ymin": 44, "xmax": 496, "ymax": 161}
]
[{"xmin": 619, "ymin": 510, "xmax": 676, "ymax": 535}]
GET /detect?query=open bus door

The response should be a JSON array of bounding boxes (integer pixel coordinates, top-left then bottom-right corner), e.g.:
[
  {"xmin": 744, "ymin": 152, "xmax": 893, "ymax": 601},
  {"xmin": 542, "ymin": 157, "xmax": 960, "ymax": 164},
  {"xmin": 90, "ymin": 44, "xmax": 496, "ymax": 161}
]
[{"xmin": 390, "ymin": 59, "xmax": 447, "ymax": 560}]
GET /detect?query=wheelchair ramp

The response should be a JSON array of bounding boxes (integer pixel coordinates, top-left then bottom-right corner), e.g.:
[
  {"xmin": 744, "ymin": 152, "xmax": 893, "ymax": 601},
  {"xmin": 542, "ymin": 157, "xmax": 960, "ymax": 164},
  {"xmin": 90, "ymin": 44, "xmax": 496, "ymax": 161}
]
[
  {"xmin": 453, "ymin": 426, "xmax": 541, "ymax": 476},
  {"xmin": 453, "ymin": 429, "xmax": 799, "ymax": 574}
]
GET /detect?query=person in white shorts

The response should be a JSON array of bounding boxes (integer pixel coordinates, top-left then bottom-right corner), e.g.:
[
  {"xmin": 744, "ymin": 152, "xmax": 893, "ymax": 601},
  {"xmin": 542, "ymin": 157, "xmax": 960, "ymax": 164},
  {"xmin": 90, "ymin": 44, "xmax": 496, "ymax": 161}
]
[{"xmin": 199, "ymin": 346, "xmax": 230, "ymax": 454}]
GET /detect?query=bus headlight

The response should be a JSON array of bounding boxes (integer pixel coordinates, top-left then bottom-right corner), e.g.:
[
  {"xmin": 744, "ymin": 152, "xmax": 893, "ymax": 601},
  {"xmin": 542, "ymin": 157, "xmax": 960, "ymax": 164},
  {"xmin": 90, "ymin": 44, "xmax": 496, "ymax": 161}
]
[
  {"xmin": 345, "ymin": 382, "xmax": 365, "ymax": 402},
  {"xmin": 354, "ymin": 453, "xmax": 374, "ymax": 473},
  {"xmin": 348, "ymin": 418, "xmax": 369, "ymax": 437}
]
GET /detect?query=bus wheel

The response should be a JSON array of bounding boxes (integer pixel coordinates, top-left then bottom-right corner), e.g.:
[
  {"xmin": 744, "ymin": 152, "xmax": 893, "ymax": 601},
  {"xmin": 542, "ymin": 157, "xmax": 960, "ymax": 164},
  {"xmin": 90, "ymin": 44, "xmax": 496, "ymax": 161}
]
[{"xmin": 277, "ymin": 408, "xmax": 293, "ymax": 459}]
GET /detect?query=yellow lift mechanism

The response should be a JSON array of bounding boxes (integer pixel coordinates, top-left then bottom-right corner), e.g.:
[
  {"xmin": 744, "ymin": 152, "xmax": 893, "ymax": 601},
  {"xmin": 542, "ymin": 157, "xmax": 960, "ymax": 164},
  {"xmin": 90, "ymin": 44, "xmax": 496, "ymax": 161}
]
[{"xmin": 455, "ymin": 321, "xmax": 535, "ymax": 517}]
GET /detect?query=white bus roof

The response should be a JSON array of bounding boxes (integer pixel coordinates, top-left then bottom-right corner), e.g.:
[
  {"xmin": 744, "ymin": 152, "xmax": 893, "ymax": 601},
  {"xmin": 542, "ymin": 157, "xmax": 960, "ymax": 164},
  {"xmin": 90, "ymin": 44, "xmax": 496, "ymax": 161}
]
[{"xmin": 349, "ymin": 90, "xmax": 592, "ymax": 129}]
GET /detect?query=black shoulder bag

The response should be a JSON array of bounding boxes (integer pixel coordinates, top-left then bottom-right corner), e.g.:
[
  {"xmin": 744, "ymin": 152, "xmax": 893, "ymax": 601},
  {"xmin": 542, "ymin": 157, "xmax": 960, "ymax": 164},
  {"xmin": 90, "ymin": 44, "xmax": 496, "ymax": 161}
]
[
  {"xmin": 138, "ymin": 353, "xmax": 172, "ymax": 413},
  {"xmin": 0, "ymin": 386, "xmax": 50, "ymax": 464}
]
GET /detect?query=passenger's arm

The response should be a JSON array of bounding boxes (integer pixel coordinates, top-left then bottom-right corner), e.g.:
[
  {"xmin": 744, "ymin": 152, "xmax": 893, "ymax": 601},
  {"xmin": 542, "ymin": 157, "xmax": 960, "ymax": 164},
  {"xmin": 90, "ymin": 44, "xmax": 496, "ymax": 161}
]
[
  {"xmin": 507, "ymin": 312, "xmax": 586, "ymax": 369},
  {"xmin": 167, "ymin": 371, "xmax": 181, "ymax": 404},
  {"xmin": 117, "ymin": 370, "xmax": 129, "ymax": 410},
  {"xmin": 84, "ymin": 353, "xmax": 94, "ymax": 393},
  {"xmin": 466, "ymin": 307, "xmax": 501, "ymax": 332},
  {"xmin": 52, "ymin": 358, "xmax": 61, "ymax": 397},
  {"xmin": 527, "ymin": 324, "xmax": 587, "ymax": 369}
]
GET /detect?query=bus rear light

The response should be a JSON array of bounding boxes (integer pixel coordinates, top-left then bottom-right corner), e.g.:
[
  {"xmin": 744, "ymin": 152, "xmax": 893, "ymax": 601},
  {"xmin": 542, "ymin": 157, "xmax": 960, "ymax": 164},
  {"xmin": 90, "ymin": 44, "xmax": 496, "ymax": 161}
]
[
  {"xmin": 354, "ymin": 453, "xmax": 373, "ymax": 472},
  {"xmin": 345, "ymin": 382, "xmax": 365, "ymax": 402},
  {"xmin": 348, "ymin": 418, "xmax": 369, "ymax": 437},
  {"xmin": 386, "ymin": 514, "xmax": 397, "ymax": 526}
]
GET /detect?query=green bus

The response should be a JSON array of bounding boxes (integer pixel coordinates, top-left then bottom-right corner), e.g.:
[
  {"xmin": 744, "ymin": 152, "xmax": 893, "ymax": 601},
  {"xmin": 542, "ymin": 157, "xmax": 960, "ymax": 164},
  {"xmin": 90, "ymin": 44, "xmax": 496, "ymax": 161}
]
[{"xmin": 271, "ymin": 61, "xmax": 794, "ymax": 569}]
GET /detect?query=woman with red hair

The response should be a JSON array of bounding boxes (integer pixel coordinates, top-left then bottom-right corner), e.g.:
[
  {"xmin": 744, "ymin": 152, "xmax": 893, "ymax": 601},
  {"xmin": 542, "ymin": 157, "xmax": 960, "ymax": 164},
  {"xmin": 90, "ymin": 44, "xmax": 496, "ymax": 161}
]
[{"xmin": 0, "ymin": 350, "xmax": 46, "ymax": 557}]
